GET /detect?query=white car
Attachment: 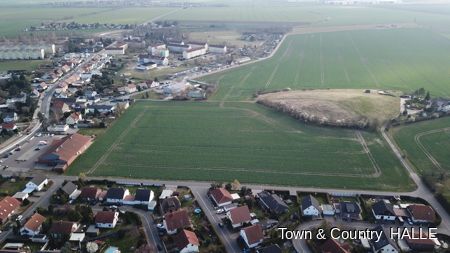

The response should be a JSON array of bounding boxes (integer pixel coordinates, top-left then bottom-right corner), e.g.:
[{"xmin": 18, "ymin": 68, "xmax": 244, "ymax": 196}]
[
  {"xmin": 216, "ymin": 208, "xmax": 225, "ymax": 214},
  {"xmin": 16, "ymin": 215, "xmax": 23, "ymax": 221}
]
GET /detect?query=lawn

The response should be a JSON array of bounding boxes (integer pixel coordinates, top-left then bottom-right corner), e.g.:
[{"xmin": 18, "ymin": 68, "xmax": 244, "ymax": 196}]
[
  {"xmin": 68, "ymin": 101, "xmax": 413, "ymax": 191},
  {"xmin": 201, "ymin": 28, "xmax": 450, "ymax": 99}
]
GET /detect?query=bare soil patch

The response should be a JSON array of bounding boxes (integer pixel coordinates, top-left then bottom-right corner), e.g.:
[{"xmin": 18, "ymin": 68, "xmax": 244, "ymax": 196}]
[{"xmin": 257, "ymin": 89, "xmax": 400, "ymax": 129}]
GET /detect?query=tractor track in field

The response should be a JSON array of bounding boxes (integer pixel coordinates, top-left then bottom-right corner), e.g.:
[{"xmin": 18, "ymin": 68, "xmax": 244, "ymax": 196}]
[
  {"xmin": 220, "ymin": 67, "xmax": 255, "ymax": 107},
  {"xmin": 104, "ymin": 162, "xmax": 377, "ymax": 178},
  {"xmin": 319, "ymin": 33, "xmax": 325, "ymax": 85},
  {"xmin": 347, "ymin": 32, "xmax": 380, "ymax": 88},
  {"xmin": 355, "ymin": 130, "xmax": 382, "ymax": 177},
  {"xmin": 414, "ymin": 127, "xmax": 450, "ymax": 171},
  {"xmin": 265, "ymin": 40, "xmax": 293, "ymax": 88},
  {"xmin": 86, "ymin": 109, "xmax": 147, "ymax": 175}
]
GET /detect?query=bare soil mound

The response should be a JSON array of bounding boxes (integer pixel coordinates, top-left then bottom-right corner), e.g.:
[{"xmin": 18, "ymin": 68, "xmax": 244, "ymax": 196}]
[{"xmin": 257, "ymin": 89, "xmax": 400, "ymax": 129}]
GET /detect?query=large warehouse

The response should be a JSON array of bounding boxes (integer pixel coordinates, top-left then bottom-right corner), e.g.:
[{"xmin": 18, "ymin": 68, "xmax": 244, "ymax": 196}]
[{"xmin": 0, "ymin": 43, "xmax": 56, "ymax": 60}]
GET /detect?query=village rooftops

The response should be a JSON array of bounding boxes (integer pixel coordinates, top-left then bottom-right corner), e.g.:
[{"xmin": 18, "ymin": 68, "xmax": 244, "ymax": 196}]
[
  {"xmin": 49, "ymin": 220, "xmax": 77, "ymax": 234},
  {"xmin": 164, "ymin": 209, "xmax": 191, "ymax": 231},
  {"xmin": 241, "ymin": 224, "xmax": 264, "ymax": 246},
  {"xmin": 372, "ymin": 200, "xmax": 395, "ymax": 216},
  {"xmin": 320, "ymin": 238, "xmax": 350, "ymax": 253},
  {"xmin": 407, "ymin": 204, "xmax": 436, "ymax": 223},
  {"xmin": 210, "ymin": 188, "xmax": 233, "ymax": 206},
  {"xmin": 23, "ymin": 213, "xmax": 46, "ymax": 232},
  {"xmin": 174, "ymin": 229, "xmax": 200, "ymax": 250},
  {"xmin": 229, "ymin": 205, "xmax": 251, "ymax": 225},
  {"xmin": 95, "ymin": 211, "xmax": 118, "ymax": 224}
]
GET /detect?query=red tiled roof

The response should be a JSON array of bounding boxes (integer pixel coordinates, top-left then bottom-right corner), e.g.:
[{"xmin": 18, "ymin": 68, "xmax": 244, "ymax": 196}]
[
  {"xmin": 320, "ymin": 239, "xmax": 350, "ymax": 253},
  {"xmin": 0, "ymin": 197, "xmax": 21, "ymax": 222},
  {"xmin": 164, "ymin": 209, "xmax": 191, "ymax": 231},
  {"xmin": 80, "ymin": 187, "xmax": 100, "ymax": 199},
  {"xmin": 1, "ymin": 123, "xmax": 16, "ymax": 130},
  {"xmin": 242, "ymin": 224, "xmax": 263, "ymax": 245},
  {"xmin": 24, "ymin": 213, "xmax": 46, "ymax": 232},
  {"xmin": 405, "ymin": 233, "xmax": 435, "ymax": 249},
  {"xmin": 210, "ymin": 188, "xmax": 233, "ymax": 205},
  {"xmin": 229, "ymin": 206, "xmax": 251, "ymax": 225},
  {"xmin": 174, "ymin": 229, "xmax": 199, "ymax": 250},
  {"xmin": 95, "ymin": 211, "xmax": 117, "ymax": 224},
  {"xmin": 49, "ymin": 220, "xmax": 77, "ymax": 234},
  {"xmin": 407, "ymin": 204, "xmax": 436, "ymax": 222},
  {"xmin": 39, "ymin": 133, "xmax": 91, "ymax": 166}
]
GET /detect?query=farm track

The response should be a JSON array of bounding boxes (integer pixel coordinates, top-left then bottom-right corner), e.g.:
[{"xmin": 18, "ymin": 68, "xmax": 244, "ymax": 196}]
[
  {"xmin": 265, "ymin": 40, "xmax": 293, "ymax": 88},
  {"xmin": 86, "ymin": 109, "xmax": 147, "ymax": 175},
  {"xmin": 414, "ymin": 127, "xmax": 450, "ymax": 171},
  {"xmin": 319, "ymin": 33, "xmax": 325, "ymax": 85}
]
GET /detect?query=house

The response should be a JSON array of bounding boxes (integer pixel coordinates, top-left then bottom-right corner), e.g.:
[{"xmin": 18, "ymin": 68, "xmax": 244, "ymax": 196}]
[
  {"xmin": 49, "ymin": 221, "xmax": 79, "ymax": 239},
  {"xmin": 160, "ymin": 196, "xmax": 181, "ymax": 215},
  {"xmin": 61, "ymin": 182, "xmax": 78, "ymax": 200},
  {"xmin": 338, "ymin": 201, "xmax": 362, "ymax": 221},
  {"xmin": 182, "ymin": 47, "xmax": 207, "ymax": 60},
  {"xmin": 12, "ymin": 192, "xmax": 29, "ymax": 201},
  {"xmin": 47, "ymin": 124, "xmax": 70, "ymax": 133},
  {"xmin": 138, "ymin": 54, "xmax": 169, "ymax": 66},
  {"xmin": 227, "ymin": 205, "xmax": 251, "ymax": 228},
  {"xmin": 150, "ymin": 44, "xmax": 170, "ymax": 58},
  {"xmin": 69, "ymin": 232, "xmax": 85, "ymax": 243},
  {"xmin": 1, "ymin": 122, "xmax": 17, "ymax": 132},
  {"xmin": 79, "ymin": 187, "xmax": 101, "ymax": 202},
  {"xmin": 370, "ymin": 226, "xmax": 399, "ymax": 253},
  {"xmin": 106, "ymin": 187, "xmax": 130, "ymax": 204},
  {"xmin": 66, "ymin": 112, "xmax": 82, "ymax": 126},
  {"xmin": 118, "ymin": 84, "xmax": 137, "ymax": 94},
  {"xmin": 257, "ymin": 245, "xmax": 282, "ymax": 253},
  {"xmin": 95, "ymin": 211, "xmax": 119, "ymax": 228},
  {"xmin": 257, "ymin": 191, "xmax": 288, "ymax": 215},
  {"xmin": 210, "ymin": 188, "xmax": 233, "ymax": 207},
  {"xmin": 301, "ymin": 195, "xmax": 321, "ymax": 217},
  {"xmin": 163, "ymin": 209, "xmax": 191, "ymax": 235},
  {"xmin": 37, "ymin": 133, "xmax": 92, "ymax": 172},
  {"xmin": 372, "ymin": 200, "xmax": 396, "ymax": 221},
  {"xmin": 209, "ymin": 44, "xmax": 227, "ymax": 54},
  {"xmin": 25, "ymin": 176, "xmax": 48, "ymax": 192},
  {"xmin": 240, "ymin": 224, "xmax": 264, "ymax": 248},
  {"xmin": 321, "ymin": 204, "xmax": 335, "ymax": 216},
  {"xmin": 104, "ymin": 42, "xmax": 128, "ymax": 55},
  {"xmin": 133, "ymin": 188, "xmax": 154, "ymax": 205},
  {"xmin": 159, "ymin": 189, "xmax": 174, "ymax": 199},
  {"xmin": 167, "ymin": 43, "xmax": 190, "ymax": 53},
  {"xmin": 20, "ymin": 213, "xmax": 46, "ymax": 237},
  {"xmin": 405, "ymin": 234, "xmax": 437, "ymax": 252},
  {"xmin": 51, "ymin": 100, "xmax": 71, "ymax": 117},
  {"xmin": 174, "ymin": 229, "xmax": 200, "ymax": 253},
  {"xmin": 406, "ymin": 204, "xmax": 436, "ymax": 224},
  {"xmin": 86, "ymin": 104, "xmax": 115, "ymax": 115},
  {"xmin": 2, "ymin": 112, "xmax": 18, "ymax": 123},
  {"xmin": 320, "ymin": 238, "xmax": 350, "ymax": 253},
  {"xmin": 0, "ymin": 196, "xmax": 21, "ymax": 224}
]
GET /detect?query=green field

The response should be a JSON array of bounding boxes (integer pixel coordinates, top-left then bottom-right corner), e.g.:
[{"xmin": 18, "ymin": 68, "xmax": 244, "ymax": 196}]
[
  {"xmin": 68, "ymin": 101, "xmax": 413, "ymax": 190},
  {"xmin": 393, "ymin": 117, "xmax": 450, "ymax": 175},
  {"xmin": 0, "ymin": 60, "xmax": 50, "ymax": 72},
  {"xmin": 202, "ymin": 28, "xmax": 450, "ymax": 99}
]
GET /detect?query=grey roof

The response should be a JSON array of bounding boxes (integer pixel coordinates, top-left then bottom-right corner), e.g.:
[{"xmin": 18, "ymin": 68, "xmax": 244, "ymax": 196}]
[
  {"xmin": 257, "ymin": 191, "xmax": 288, "ymax": 214},
  {"xmin": 257, "ymin": 244, "xmax": 282, "ymax": 253},
  {"xmin": 61, "ymin": 182, "xmax": 77, "ymax": 195},
  {"xmin": 160, "ymin": 196, "xmax": 181, "ymax": 214},
  {"xmin": 135, "ymin": 189, "xmax": 151, "ymax": 202},
  {"xmin": 30, "ymin": 175, "xmax": 47, "ymax": 186},
  {"xmin": 372, "ymin": 200, "xmax": 395, "ymax": 216},
  {"xmin": 371, "ymin": 226, "xmax": 398, "ymax": 251},
  {"xmin": 341, "ymin": 201, "xmax": 361, "ymax": 214},
  {"xmin": 106, "ymin": 187, "xmax": 126, "ymax": 200},
  {"xmin": 301, "ymin": 195, "xmax": 320, "ymax": 211}
]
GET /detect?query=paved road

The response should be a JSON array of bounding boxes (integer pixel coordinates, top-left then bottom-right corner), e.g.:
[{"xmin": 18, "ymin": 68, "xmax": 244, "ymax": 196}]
[
  {"xmin": 191, "ymin": 187, "xmax": 241, "ymax": 253},
  {"xmin": 0, "ymin": 178, "xmax": 62, "ymax": 244}
]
